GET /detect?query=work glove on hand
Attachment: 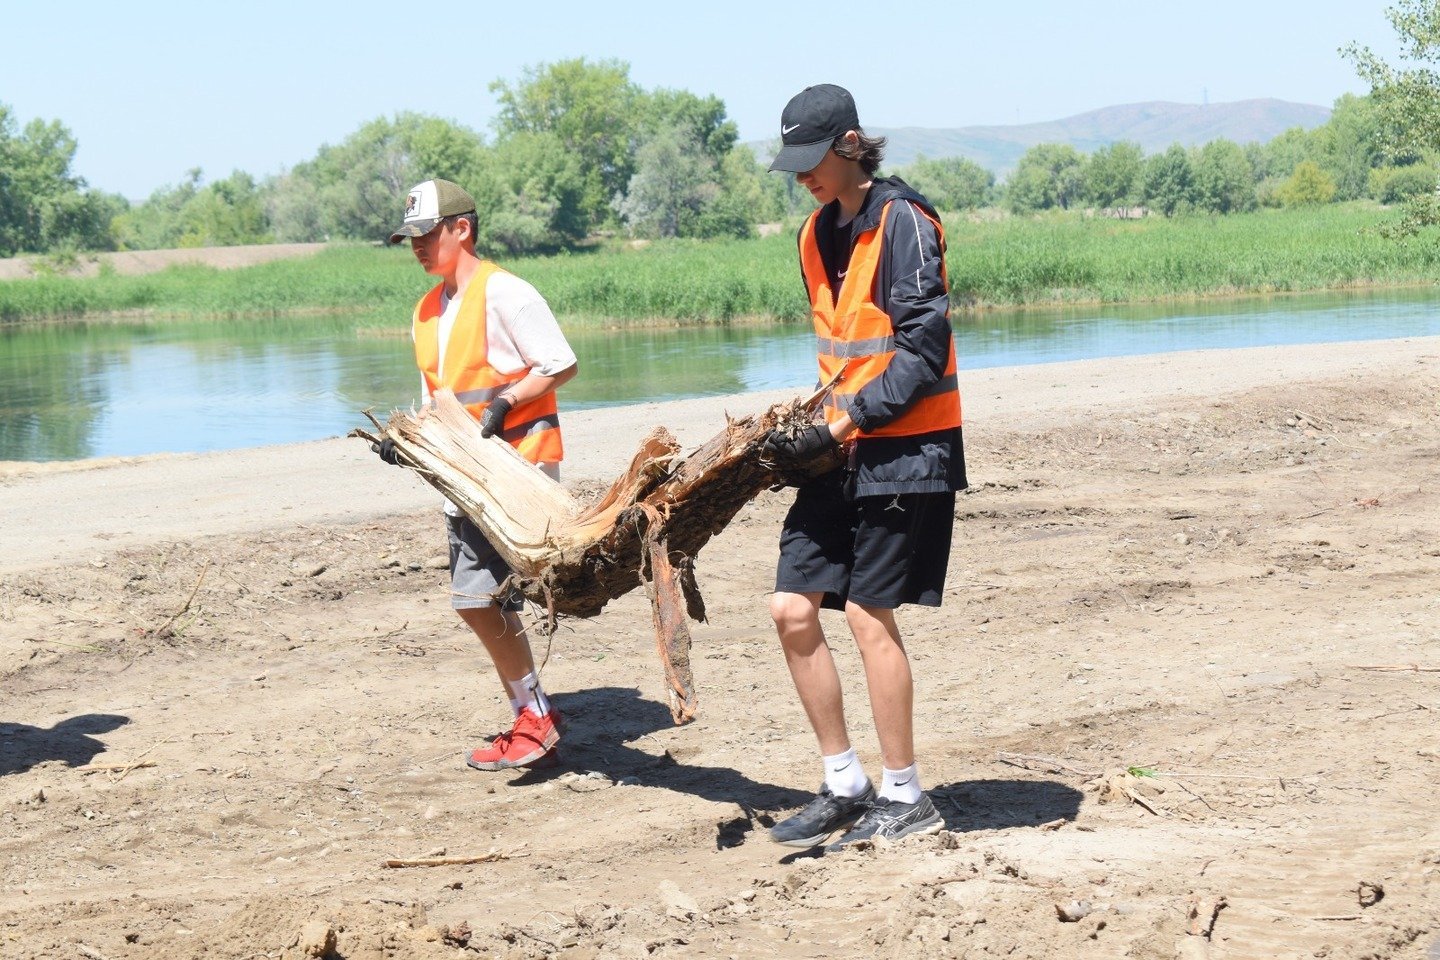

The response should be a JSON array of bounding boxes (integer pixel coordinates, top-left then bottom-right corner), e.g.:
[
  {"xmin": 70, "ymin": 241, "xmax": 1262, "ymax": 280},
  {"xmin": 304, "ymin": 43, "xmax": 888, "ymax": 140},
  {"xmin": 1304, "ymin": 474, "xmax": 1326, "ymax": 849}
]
[
  {"xmin": 371, "ymin": 437, "xmax": 402, "ymax": 466},
  {"xmin": 761, "ymin": 423, "xmax": 837, "ymax": 468},
  {"xmin": 479, "ymin": 396, "xmax": 513, "ymax": 439}
]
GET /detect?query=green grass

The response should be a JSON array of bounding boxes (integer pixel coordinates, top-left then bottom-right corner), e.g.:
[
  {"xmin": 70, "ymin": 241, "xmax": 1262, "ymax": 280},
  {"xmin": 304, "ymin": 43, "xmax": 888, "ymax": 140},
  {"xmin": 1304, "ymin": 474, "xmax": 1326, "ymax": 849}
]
[
  {"xmin": 0, "ymin": 237, "xmax": 809, "ymax": 326},
  {"xmin": 2, "ymin": 203, "xmax": 1437, "ymax": 326},
  {"xmin": 947, "ymin": 202, "xmax": 1440, "ymax": 306}
]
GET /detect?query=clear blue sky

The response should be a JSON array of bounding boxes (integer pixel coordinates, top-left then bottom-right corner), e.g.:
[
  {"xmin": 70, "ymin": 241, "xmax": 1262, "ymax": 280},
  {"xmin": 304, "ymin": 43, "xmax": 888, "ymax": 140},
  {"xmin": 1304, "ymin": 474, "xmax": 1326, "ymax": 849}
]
[{"xmin": 0, "ymin": 0, "xmax": 1403, "ymax": 200}]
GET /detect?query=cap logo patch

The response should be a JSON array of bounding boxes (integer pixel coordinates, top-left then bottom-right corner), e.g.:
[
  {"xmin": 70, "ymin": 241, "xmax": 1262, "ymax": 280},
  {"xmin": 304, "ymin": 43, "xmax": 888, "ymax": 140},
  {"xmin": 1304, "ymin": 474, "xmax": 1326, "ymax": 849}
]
[
  {"xmin": 405, "ymin": 190, "xmax": 422, "ymax": 219},
  {"xmin": 782, "ymin": 123, "xmax": 800, "ymax": 135}
]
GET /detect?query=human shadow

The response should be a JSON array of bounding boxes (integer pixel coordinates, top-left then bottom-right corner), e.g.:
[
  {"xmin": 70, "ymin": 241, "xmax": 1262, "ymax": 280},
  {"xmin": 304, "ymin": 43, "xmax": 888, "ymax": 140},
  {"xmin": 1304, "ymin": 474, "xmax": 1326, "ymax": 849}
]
[
  {"xmin": 0, "ymin": 714, "xmax": 131, "ymax": 777},
  {"xmin": 498, "ymin": 689, "xmax": 1087, "ymax": 853},
  {"xmin": 511, "ymin": 687, "xmax": 812, "ymax": 849},
  {"xmin": 930, "ymin": 777, "xmax": 1086, "ymax": 831},
  {"xmin": 774, "ymin": 777, "xmax": 1088, "ymax": 863}
]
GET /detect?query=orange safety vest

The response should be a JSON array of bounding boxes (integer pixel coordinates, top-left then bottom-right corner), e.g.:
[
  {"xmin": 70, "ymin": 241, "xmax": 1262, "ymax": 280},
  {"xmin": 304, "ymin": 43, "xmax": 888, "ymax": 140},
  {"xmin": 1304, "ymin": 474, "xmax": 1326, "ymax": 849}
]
[
  {"xmin": 799, "ymin": 200, "xmax": 962, "ymax": 439},
  {"xmin": 412, "ymin": 261, "xmax": 564, "ymax": 464}
]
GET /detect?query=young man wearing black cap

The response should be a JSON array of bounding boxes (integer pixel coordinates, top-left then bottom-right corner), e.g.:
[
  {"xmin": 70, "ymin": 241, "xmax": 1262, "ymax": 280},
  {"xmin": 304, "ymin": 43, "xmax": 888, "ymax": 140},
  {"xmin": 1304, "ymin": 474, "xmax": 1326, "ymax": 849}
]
[
  {"xmin": 762, "ymin": 84, "xmax": 966, "ymax": 850},
  {"xmin": 377, "ymin": 178, "xmax": 579, "ymax": 771}
]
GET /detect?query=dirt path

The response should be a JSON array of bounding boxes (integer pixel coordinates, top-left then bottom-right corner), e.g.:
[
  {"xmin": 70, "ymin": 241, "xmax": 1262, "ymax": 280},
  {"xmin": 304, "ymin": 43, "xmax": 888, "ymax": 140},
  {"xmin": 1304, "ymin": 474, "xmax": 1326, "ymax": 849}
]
[
  {"xmin": 2, "ymin": 339, "xmax": 1438, "ymax": 959},
  {"xmin": 0, "ymin": 243, "xmax": 327, "ymax": 281}
]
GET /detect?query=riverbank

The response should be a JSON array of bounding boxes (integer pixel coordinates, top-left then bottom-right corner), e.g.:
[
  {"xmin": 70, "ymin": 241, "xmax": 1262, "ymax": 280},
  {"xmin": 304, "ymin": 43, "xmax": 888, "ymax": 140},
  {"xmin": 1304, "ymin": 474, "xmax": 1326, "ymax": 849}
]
[
  {"xmin": 0, "ymin": 242, "xmax": 327, "ymax": 282},
  {"xmin": 2, "ymin": 203, "xmax": 1435, "ymax": 325},
  {"xmin": 3, "ymin": 338, "xmax": 1438, "ymax": 958}
]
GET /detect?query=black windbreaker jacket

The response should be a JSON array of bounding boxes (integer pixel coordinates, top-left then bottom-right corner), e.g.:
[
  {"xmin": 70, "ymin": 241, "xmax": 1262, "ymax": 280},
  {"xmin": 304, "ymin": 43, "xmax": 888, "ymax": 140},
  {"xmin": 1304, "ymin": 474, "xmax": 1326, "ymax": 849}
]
[{"xmin": 801, "ymin": 176, "xmax": 968, "ymax": 496}]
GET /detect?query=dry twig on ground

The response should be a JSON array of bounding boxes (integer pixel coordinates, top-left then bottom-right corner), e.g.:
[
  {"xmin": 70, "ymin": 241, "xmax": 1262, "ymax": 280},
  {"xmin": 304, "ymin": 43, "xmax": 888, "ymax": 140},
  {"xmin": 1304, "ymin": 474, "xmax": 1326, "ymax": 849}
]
[
  {"xmin": 149, "ymin": 560, "xmax": 212, "ymax": 638},
  {"xmin": 1349, "ymin": 664, "xmax": 1440, "ymax": 673},
  {"xmin": 995, "ymin": 752, "xmax": 1102, "ymax": 778},
  {"xmin": 383, "ymin": 851, "xmax": 528, "ymax": 868},
  {"xmin": 75, "ymin": 761, "xmax": 156, "ymax": 775}
]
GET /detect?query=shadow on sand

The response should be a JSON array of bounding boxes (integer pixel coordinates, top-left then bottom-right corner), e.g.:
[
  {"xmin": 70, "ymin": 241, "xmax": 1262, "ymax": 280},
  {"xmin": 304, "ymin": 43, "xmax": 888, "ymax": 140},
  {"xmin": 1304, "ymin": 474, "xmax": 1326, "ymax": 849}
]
[
  {"xmin": 500, "ymin": 688, "xmax": 1085, "ymax": 854},
  {"xmin": 0, "ymin": 713, "xmax": 130, "ymax": 777},
  {"xmin": 507, "ymin": 687, "xmax": 810, "ymax": 849}
]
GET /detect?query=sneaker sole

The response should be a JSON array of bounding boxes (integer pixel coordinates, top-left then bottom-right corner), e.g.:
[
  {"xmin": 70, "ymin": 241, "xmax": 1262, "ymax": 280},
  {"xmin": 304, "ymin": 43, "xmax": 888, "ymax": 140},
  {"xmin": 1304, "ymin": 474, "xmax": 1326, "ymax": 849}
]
[
  {"xmin": 900, "ymin": 817, "xmax": 945, "ymax": 841},
  {"xmin": 771, "ymin": 829, "xmax": 840, "ymax": 848},
  {"xmin": 466, "ymin": 746, "xmax": 559, "ymax": 772},
  {"xmin": 769, "ymin": 812, "xmax": 867, "ymax": 848},
  {"xmin": 826, "ymin": 813, "xmax": 944, "ymax": 852}
]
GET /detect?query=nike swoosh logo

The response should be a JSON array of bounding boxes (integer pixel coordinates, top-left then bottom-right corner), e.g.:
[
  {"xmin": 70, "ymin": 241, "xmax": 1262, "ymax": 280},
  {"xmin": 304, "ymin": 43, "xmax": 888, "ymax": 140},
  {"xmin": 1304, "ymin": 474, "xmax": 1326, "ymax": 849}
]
[
  {"xmin": 837, "ymin": 269, "xmax": 848, "ymax": 278},
  {"xmin": 831, "ymin": 760, "xmax": 853, "ymax": 772},
  {"xmin": 894, "ymin": 777, "xmax": 913, "ymax": 786},
  {"xmin": 782, "ymin": 123, "xmax": 800, "ymax": 135}
]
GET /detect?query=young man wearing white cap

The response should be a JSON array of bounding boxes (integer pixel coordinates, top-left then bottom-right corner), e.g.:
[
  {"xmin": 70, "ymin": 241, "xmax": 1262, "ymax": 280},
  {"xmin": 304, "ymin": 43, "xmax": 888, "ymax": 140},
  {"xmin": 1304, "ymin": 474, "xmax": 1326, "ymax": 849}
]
[
  {"xmin": 761, "ymin": 85, "xmax": 966, "ymax": 850},
  {"xmin": 377, "ymin": 178, "xmax": 579, "ymax": 771}
]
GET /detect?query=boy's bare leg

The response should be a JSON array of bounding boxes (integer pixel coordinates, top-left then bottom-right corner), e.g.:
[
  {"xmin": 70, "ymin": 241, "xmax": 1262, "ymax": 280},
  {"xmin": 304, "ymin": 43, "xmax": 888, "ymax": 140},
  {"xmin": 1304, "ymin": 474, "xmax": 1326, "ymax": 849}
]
[
  {"xmin": 458, "ymin": 607, "xmax": 535, "ymax": 695},
  {"xmin": 771, "ymin": 591, "xmax": 850, "ymax": 756},
  {"xmin": 460, "ymin": 605, "xmax": 558, "ymax": 770},
  {"xmin": 845, "ymin": 601, "xmax": 914, "ymax": 770}
]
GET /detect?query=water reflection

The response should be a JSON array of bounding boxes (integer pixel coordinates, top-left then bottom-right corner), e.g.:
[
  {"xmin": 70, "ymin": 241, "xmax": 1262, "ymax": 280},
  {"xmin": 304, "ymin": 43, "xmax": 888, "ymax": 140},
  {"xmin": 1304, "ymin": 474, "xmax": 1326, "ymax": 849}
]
[
  {"xmin": 957, "ymin": 288, "xmax": 1440, "ymax": 366},
  {"xmin": 2, "ymin": 285, "xmax": 1439, "ymax": 462},
  {"xmin": 562, "ymin": 324, "xmax": 815, "ymax": 407}
]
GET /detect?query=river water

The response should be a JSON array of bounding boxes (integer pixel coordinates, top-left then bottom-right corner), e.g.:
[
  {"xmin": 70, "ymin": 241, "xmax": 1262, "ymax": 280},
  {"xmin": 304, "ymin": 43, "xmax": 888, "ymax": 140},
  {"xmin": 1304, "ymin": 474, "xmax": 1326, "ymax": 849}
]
[{"xmin": 2, "ymin": 287, "xmax": 1438, "ymax": 462}]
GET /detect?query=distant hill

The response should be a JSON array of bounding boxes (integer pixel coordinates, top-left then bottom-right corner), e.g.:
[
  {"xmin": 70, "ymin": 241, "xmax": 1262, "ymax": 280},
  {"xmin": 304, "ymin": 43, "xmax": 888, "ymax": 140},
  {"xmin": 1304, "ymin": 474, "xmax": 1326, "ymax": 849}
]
[{"xmin": 756, "ymin": 99, "xmax": 1332, "ymax": 178}]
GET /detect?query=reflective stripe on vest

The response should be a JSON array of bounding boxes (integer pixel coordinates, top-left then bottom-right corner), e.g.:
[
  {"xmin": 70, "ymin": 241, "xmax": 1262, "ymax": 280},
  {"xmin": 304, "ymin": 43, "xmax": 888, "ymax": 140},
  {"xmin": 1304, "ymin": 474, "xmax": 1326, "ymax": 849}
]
[
  {"xmin": 411, "ymin": 262, "xmax": 564, "ymax": 464},
  {"xmin": 799, "ymin": 200, "xmax": 962, "ymax": 439}
]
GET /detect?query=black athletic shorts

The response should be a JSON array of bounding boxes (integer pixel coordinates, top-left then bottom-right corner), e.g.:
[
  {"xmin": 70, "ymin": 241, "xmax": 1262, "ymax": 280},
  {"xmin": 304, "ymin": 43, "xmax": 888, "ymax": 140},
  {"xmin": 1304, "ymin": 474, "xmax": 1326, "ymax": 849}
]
[{"xmin": 774, "ymin": 473, "xmax": 955, "ymax": 611}]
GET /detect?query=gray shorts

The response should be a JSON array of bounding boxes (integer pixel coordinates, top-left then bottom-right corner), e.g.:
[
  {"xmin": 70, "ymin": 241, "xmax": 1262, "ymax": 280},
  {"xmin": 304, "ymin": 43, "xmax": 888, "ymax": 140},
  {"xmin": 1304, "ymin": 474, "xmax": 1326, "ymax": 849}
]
[{"xmin": 445, "ymin": 514, "xmax": 524, "ymax": 611}]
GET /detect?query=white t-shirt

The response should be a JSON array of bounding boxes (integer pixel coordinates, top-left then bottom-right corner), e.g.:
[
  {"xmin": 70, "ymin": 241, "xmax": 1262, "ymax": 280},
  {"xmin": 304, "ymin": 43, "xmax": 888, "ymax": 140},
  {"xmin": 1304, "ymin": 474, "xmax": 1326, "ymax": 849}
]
[
  {"xmin": 419, "ymin": 269, "xmax": 578, "ymax": 400},
  {"xmin": 415, "ymin": 268, "xmax": 575, "ymax": 514}
]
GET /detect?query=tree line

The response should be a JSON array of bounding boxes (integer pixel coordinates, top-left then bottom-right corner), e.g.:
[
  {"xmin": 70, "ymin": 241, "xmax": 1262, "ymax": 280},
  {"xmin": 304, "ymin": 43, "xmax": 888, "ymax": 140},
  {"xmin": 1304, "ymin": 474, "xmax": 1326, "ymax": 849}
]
[
  {"xmin": 3, "ymin": 49, "xmax": 1437, "ymax": 260},
  {"xmin": 982, "ymin": 94, "xmax": 1433, "ymax": 217}
]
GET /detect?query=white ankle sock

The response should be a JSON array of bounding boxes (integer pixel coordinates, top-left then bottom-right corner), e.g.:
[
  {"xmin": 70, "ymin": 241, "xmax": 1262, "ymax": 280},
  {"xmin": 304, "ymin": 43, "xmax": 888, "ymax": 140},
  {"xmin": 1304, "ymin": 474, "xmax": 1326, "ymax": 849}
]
[
  {"xmin": 506, "ymin": 672, "xmax": 550, "ymax": 717},
  {"xmin": 879, "ymin": 763, "xmax": 922, "ymax": 805},
  {"xmin": 822, "ymin": 747, "xmax": 869, "ymax": 799},
  {"xmin": 507, "ymin": 697, "xmax": 523, "ymax": 719}
]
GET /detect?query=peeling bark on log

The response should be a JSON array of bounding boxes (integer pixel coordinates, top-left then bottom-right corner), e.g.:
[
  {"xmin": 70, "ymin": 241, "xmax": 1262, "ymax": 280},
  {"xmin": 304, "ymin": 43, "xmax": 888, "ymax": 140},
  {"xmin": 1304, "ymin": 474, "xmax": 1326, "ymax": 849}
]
[
  {"xmin": 640, "ymin": 506, "xmax": 698, "ymax": 724},
  {"xmin": 351, "ymin": 381, "xmax": 840, "ymax": 723}
]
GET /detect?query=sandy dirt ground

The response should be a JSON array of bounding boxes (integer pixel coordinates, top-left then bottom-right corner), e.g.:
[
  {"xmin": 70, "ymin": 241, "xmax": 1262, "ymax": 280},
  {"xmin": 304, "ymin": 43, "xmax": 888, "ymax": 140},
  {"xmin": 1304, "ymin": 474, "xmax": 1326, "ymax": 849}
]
[
  {"xmin": 0, "ymin": 243, "xmax": 327, "ymax": 281},
  {"xmin": 2, "ymin": 339, "xmax": 1438, "ymax": 960}
]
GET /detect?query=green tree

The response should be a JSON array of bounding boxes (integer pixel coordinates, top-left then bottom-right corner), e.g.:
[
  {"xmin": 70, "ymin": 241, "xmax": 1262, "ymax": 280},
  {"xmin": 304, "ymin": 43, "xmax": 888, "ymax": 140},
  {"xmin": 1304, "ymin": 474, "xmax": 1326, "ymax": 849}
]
[
  {"xmin": 615, "ymin": 124, "xmax": 718, "ymax": 238},
  {"xmin": 1006, "ymin": 143, "xmax": 1085, "ymax": 212},
  {"xmin": 639, "ymin": 89, "xmax": 738, "ymax": 163},
  {"xmin": 1256, "ymin": 126, "xmax": 1316, "ymax": 181},
  {"xmin": 115, "ymin": 169, "xmax": 270, "ymax": 249},
  {"xmin": 0, "ymin": 104, "xmax": 120, "ymax": 256},
  {"xmin": 902, "ymin": 155, "xmax": 994, "ymax": 211},
  {"xmin": 490, "ymin": 58, "xmax": 641, "ymax": 230},
  {"xmin": 1369, "ymin": 163, "xmax": 1438, "ymax": 202},
  {"xmin": 1192, "ymin": 139, "xmax": 1257, "ymax": 214},
  {"xmin": 1345, "ymin": 1, "xmax": 1440, "ymax": 231},
  {"xmin": 180, "ymin": 171, "xmax": 269, "ymax": 247},
  {"xmin": 480, "ymin": 131, "xmax": 588, "ymax": 253},
  {"xmin": 113, "ymin": 168, "xmax": 202, "ymax": 249},
  {"xmin": 1346, "ymin": 1, "xmax": 1440, "ymax": 159},
  {"xmin": 1276, "ymin": 161, "xmax": 1338, "ymax": 206},
  {"xmin": 268, "ymin": 113, "xmax": 486, "ymax": 242},
  {"xmin": 1142, "ymin": 145, "xmax": 1197, "ymax": 216},
  {"xmin": 1083, "ymin": 141, "xmax": 1144, "ymax": 208},
  {"xmin": 706, "ymin": 144, "xmax": 770, "ymax": 235},
  {"xmin": 1310, "ymin": 94, "xmax": 1385, "ymax": 200}
]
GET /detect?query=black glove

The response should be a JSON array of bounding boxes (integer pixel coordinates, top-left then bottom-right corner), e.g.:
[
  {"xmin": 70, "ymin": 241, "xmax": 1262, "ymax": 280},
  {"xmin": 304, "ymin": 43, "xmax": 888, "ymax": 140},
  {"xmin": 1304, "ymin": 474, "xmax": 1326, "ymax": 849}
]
[
  {"xmin": 761, "ymin": 424, "xmax": 837, "ymax": 468},
  {"xmin": 371, "ymin": 437, "xmax": 402, "ymax": 465},
  {"xmin": 479, "ymin": 395, "xmax": 513, "ymax": 439}
]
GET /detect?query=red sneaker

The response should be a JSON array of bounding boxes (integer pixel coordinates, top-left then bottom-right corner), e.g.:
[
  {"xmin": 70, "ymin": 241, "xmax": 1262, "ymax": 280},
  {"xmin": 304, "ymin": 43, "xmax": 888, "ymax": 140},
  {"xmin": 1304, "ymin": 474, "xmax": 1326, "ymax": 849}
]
[{"xmin": 466, "ymin": 707, "xmax": 562, "ymax": 771}]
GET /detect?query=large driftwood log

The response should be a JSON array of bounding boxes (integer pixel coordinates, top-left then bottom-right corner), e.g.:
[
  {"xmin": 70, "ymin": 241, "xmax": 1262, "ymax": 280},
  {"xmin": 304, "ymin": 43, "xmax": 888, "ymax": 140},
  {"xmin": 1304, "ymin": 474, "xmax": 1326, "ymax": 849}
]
[{"xmin": 352, "ymin": 387, "xmax": 835, "ymax": 722}]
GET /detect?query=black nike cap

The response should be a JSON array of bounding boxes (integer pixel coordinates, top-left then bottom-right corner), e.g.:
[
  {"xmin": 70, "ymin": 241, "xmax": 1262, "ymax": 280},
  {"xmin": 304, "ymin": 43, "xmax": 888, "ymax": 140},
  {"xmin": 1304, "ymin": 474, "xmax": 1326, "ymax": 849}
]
[{"xmin": 768, "ymin": 84, "xmax": 861, "ymax": 174}]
